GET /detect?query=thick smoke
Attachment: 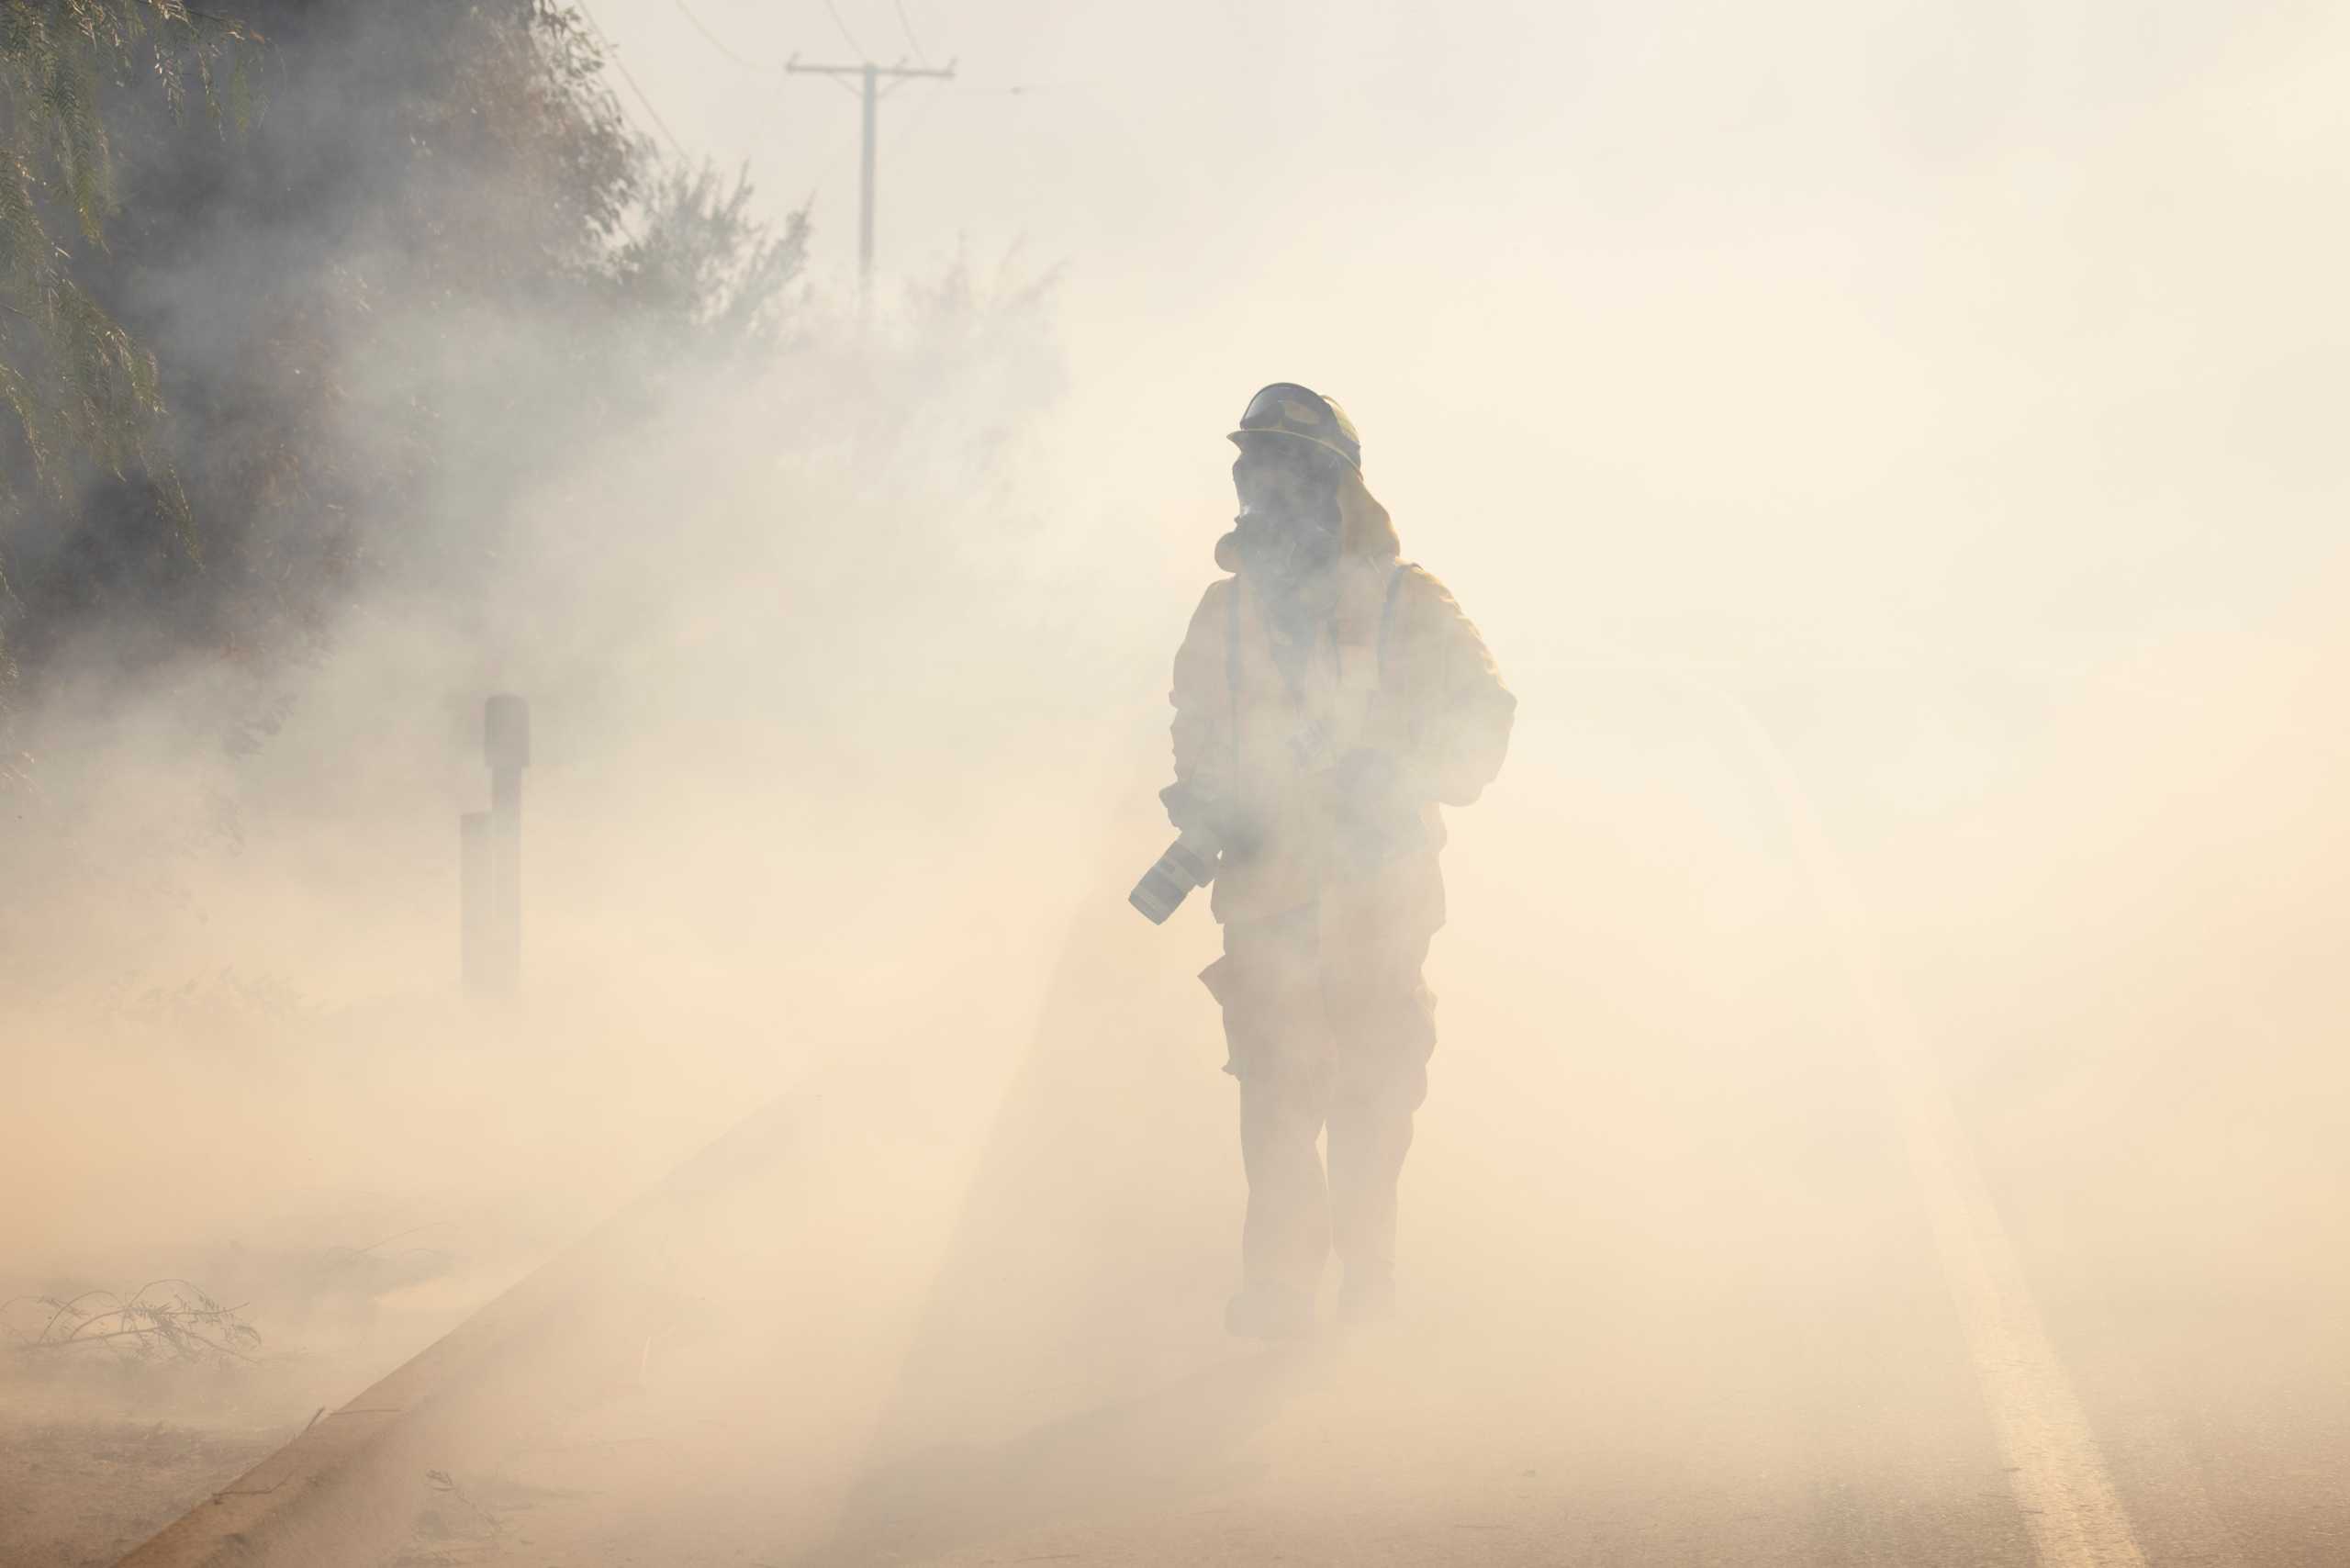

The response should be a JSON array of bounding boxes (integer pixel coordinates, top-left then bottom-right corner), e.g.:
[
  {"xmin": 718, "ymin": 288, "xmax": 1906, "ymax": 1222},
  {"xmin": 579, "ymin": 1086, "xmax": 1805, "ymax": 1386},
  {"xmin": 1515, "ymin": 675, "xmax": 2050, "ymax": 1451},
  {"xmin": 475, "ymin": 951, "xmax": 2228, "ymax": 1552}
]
[
  {"xmin": 0, "ymin": 2, "xmax": 1069, "ymax": 1307},
  {"xmin": 6, "ymin": 3, "xmax": 2350, "ymax": 1565}
]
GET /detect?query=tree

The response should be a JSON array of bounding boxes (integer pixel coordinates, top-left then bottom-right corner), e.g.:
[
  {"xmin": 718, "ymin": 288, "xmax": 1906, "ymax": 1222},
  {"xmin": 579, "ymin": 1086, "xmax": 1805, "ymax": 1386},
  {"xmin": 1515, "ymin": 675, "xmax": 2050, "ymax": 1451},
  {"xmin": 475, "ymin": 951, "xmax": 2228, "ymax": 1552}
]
[
  {"xmin": 0, "ymin": 1, "xmax": 805, "ymax": 681},
  {"xmin": 0, "ymin": 2, "xmax": 250, "ymax": 521},
  {"xmin": 608, "ymin": 161, "xmax": 811, "ymax": 351}
]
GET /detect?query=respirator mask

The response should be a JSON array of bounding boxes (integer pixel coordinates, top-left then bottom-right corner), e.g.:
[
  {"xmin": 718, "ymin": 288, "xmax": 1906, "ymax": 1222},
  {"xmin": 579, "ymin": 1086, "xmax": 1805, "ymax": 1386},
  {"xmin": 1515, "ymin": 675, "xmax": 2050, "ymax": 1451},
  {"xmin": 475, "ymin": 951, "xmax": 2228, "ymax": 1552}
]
[{"xmin": 1231, "ymin": 440, "xmax": 1343, "ymax": 588}]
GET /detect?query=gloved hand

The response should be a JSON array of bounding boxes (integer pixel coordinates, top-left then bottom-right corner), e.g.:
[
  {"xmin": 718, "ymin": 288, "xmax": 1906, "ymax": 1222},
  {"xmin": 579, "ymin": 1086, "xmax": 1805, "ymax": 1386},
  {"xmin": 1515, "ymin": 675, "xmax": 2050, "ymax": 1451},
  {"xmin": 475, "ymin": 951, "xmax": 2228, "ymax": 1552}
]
[{"xmin": 1160, "ymin": 781, "xmax": 1263, "ymax": 860}]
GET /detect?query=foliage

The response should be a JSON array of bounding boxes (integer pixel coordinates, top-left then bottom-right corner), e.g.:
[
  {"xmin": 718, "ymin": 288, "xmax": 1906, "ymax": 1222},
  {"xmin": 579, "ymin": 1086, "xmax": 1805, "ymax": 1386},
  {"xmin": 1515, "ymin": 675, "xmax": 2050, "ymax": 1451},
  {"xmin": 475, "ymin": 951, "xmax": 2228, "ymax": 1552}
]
[
  {"xmin": 0, "ymin": 1, "xmax": 252, "ymax": 508},
  {"xmin": 610, "ymin": 160, "xmax": 811, "ymax": 348},
  {"xmin": 0, "ymin": 0, "xmax": 807, "ymax": 683}
]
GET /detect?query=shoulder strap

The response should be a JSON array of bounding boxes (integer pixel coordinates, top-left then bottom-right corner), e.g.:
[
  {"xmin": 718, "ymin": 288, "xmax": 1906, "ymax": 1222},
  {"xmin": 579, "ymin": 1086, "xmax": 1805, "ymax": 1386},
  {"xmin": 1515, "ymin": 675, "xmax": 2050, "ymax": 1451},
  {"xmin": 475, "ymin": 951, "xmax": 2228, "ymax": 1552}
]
[
  {"xmin": 1226, "ymin": 575, "xmax": 1243, "ymax": 702},
  {"xmin": 1226, "ymin": 577, "xmax": 1244, "ymax": 776},
  {"xmin": 1377, "ymin": 563, "xmax": 1413, "ymax": 686}
]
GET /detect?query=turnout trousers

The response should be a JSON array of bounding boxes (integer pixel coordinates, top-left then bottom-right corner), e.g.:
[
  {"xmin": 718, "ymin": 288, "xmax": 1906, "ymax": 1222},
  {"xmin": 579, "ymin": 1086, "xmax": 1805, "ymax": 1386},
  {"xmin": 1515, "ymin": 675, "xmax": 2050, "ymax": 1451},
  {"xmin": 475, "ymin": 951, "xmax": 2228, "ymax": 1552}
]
[{"xmin": 1200, "ymin": 895, "xmax": 1439, "ymax": 1304}]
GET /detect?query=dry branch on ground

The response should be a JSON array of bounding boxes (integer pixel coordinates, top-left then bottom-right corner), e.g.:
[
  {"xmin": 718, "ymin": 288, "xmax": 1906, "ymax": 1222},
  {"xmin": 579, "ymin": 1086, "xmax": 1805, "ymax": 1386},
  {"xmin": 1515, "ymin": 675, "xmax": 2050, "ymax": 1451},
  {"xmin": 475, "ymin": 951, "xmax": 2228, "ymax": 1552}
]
[{"xmin": 2, "ymin": 1278, "xmax": 261, "ymax": 1365}]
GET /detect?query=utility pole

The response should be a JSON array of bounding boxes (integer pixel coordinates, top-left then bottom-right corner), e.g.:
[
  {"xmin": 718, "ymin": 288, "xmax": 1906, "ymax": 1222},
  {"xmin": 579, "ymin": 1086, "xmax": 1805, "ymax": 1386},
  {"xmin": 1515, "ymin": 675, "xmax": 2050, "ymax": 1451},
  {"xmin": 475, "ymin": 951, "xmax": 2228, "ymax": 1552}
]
[{"xmin": 786, "ymin": 56, "xmax": 957, "ymax": 302}]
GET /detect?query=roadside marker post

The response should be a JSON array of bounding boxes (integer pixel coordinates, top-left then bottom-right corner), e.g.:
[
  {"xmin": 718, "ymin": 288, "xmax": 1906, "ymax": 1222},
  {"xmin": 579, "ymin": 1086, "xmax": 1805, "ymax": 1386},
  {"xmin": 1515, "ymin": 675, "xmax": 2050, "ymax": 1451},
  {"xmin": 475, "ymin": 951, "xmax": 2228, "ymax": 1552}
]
[{"xmin": 462, "ymin": 694, "xmax": 530, "ymax": 996}]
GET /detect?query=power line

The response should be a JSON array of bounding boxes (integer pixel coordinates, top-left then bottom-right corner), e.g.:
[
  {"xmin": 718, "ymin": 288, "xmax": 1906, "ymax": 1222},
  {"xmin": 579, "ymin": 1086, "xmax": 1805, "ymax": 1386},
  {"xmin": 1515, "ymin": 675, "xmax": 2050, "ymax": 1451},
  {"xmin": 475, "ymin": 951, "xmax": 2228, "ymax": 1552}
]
[
  {"xmin": 575, "ymin": 0, "xmax": 690, "ymax": 158},
  {"xmin": 963, "ymin": 81, "xmax": 1088, "ymax": 97},
  {"xmin": 821, "ymin": 0, "xmax": 867, "ymax": 61},
  {"xmin": 673, "ymin": 0, "xmax": 777, "ymax": 73},
  {"xmin": 784, "ymin": 58, "xmax": 956, "ymax": 301},
  {"xmin": 674, "ymin": 3, "xmax": 965, "ymax": 300},
  {"xmin": 608, "ymin": 53, "xmax": 690, "ymax": 158},
  {"xmin": 892, "ymin": 65, "xmax": 953, "ymax": 142},
  {"xmin": 891, "ymin": 0, "xmax": 928, "ymax": 65}
]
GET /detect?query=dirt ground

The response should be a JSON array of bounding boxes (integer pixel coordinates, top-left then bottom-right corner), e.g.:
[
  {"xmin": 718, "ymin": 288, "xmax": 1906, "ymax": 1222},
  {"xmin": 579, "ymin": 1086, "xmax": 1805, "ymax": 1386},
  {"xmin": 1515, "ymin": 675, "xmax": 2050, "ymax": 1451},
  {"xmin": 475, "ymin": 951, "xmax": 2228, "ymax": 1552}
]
[
  {"xmin": 0, "ymin": 969, "xmax": 806, "ymax": 1568},
  {"xmin": 0, "ymin": 1159, "xmax": 588, "ymax": 1568},
  {"xmin": 0, "ymin": 1402, "xmax": 288, "ymax": 1567}
]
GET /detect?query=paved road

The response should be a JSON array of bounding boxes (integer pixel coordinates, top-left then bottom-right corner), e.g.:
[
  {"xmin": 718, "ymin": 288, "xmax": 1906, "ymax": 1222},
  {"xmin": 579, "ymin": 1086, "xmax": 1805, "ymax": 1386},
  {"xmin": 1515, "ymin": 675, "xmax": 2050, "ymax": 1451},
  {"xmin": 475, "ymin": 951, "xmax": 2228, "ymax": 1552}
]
[{"xmin": 341, "ymin": 674, "xmax": 2349, "ymax": 1568}]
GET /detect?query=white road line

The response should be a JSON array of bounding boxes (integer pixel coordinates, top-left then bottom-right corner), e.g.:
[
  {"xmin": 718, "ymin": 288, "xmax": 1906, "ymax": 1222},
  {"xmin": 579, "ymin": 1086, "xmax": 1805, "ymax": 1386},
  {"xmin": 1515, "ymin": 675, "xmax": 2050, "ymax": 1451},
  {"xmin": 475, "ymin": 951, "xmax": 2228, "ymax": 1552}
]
[{"xmin": 1718, "ymin": 697, "xmax": 2152, "ymax": 1568}]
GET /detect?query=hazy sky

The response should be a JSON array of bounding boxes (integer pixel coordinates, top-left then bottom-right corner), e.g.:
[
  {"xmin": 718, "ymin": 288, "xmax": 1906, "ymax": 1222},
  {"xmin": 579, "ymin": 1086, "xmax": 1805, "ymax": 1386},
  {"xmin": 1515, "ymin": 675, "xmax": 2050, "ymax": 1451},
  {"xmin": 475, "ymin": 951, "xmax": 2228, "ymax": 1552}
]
[{"xmin": 591, "ymin": 0, "xmax": 2350, "ymax": 683}]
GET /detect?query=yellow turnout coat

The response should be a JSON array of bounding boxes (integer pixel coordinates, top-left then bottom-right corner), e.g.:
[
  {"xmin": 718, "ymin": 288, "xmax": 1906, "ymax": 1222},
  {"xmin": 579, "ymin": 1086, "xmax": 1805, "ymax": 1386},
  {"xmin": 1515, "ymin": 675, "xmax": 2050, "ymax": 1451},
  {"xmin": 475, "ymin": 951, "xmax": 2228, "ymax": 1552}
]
[{"xmin": 1166, "ymin": 470, "xmax": 1516, "ymax": 931}]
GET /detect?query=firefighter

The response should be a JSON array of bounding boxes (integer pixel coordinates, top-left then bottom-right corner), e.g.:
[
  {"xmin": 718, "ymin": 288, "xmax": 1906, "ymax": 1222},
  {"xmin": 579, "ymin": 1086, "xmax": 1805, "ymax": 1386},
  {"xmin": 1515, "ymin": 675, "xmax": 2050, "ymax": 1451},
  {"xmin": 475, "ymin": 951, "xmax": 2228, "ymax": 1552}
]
[{"xmin": 1160, "ymin": 382, "xmax": 1516, "ymax": 1337}]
